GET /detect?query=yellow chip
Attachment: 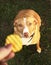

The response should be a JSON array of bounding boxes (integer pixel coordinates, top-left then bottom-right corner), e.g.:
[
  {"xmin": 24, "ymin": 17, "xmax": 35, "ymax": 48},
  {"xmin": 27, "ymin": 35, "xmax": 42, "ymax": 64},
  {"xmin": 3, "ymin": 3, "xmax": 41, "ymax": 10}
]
[{"xmin": 5, "ymin": 34, "xmax": 23, "ymax": 52}]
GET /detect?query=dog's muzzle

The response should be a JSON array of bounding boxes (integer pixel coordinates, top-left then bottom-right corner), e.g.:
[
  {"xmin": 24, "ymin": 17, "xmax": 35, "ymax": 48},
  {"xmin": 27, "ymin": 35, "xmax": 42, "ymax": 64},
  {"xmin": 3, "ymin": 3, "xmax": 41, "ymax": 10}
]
[
  {"xmin": 24, "ymin": 32, "xmax": 28, "ymax": 37},
  {"xmin": 22, "ymin": 32, "xmax": 34, "ymax": 45}
]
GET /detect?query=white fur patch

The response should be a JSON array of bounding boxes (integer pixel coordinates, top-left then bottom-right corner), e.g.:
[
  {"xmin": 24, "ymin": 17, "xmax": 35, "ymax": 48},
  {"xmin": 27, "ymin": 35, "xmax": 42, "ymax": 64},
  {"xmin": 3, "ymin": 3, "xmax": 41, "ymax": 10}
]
[
  {"xmin": 22, "ymin": 37, "xmax": 32, "ymax": 46},
  {"xmin": 23, "ymin": 26, "xmax": 29, "ymax": 34},
  {"xmin": 23, "ymin": 18, "xmax": 29, "ymax": 34},
  {"xmin": 24, "ymin": 18, "xmax": 26, "ymax": 23}
]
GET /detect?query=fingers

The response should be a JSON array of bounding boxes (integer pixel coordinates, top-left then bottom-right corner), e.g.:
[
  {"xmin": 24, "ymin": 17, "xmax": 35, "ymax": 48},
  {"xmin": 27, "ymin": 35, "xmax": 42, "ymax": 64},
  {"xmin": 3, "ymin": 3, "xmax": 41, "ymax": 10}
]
[
  {"xmin": 2, "ymin": 52, "xmax": 15, "ymax": 62},
  {"xmin": 0, "ymin": 44, "xmax": 12, "ymax": 61},
  {"xmin": 0, "ymin": 62, "xmax": 8, "ymax": 65}
]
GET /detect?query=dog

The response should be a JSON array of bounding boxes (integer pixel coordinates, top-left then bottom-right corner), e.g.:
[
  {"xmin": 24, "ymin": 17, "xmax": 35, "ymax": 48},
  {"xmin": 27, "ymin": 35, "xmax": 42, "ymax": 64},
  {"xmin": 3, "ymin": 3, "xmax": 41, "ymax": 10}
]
[{"xmin": 13, "ymin": 9, "xmax": 41, "ymax": 53}]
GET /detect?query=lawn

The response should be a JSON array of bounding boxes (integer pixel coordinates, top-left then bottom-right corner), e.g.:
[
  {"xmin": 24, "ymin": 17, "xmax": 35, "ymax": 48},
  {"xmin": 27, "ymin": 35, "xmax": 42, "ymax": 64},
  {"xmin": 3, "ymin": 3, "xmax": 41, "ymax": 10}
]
[{"xmin": 0, "ymin": 0, "xmax": 51, "ymax": 65}]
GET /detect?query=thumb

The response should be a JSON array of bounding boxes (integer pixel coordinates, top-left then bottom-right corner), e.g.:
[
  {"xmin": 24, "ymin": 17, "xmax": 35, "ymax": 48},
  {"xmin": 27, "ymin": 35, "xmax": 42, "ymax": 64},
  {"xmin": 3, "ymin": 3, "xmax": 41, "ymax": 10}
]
[{"xmin": 0, "ymin": 44, "xmax": 12, "ymax": 61}]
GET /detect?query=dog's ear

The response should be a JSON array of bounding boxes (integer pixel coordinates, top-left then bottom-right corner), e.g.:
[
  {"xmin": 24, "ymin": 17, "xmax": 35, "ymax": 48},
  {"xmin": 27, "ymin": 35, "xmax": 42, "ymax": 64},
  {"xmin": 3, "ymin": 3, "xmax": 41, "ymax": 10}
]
[
  {"xmin": 34, "ymin": 17, "xmax": 41, "ymax": 28},
  {"xmin": 13, "ymin": 20, "xmax": 18, "ymax": 27},
  {"xmin": 14, "ymin": 26, "xmax": 18, "ymax": 34},
  {"xmin": 33, "ymin": 11, "xmax": 41, "ymax": 28},
  {"xmin": 13, "ymin": 21, "xmax": 17, "ymax": 33}
]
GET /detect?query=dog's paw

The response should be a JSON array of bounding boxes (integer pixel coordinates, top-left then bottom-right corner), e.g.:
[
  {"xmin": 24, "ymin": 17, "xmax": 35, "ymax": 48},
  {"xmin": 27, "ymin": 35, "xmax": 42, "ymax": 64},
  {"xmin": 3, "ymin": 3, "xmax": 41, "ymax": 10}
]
[{"xmin": 37, "ymin": 48, "xmax": 41, "ymax": 53}]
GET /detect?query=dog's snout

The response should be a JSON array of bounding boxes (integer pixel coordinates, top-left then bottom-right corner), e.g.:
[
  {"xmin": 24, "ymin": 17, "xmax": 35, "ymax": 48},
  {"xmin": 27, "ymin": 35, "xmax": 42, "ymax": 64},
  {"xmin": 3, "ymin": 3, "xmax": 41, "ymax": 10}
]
[
  {"xmin": 24, "ymin": 32, "xmax": 28, "ymax": 37},
  {"xmin": 23, "ymin": 26, "xmax": 29, "ymax": 37}
]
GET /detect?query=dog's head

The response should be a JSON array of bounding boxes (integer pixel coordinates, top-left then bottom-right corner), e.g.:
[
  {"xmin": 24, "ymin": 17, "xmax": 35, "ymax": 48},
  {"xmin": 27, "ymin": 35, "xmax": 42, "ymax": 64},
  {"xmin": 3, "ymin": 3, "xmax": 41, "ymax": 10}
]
[{"xmin": 13, "ymin": 9, "xmax": 41, "ymax": 38}]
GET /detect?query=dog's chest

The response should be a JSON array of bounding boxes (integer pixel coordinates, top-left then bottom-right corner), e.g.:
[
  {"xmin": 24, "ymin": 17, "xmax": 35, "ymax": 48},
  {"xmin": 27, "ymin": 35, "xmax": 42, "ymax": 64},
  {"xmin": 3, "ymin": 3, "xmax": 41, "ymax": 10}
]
[{"xmin": 21, "ymin": 37, "xmax": 32, "ymax": 46}]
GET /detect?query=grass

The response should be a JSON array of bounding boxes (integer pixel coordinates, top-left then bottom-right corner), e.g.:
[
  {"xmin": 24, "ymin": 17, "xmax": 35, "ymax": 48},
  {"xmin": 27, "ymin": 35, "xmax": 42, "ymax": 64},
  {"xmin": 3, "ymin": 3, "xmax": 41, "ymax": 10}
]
[{"xmin": 0, "ymin": 0, "xmax": 51, "ymax": 65}]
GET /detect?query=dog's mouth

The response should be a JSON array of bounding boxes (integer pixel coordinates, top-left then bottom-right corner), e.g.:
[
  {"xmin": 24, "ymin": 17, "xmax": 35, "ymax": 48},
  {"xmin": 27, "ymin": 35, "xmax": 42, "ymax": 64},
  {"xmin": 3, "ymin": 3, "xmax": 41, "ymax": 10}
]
[
  {"xmin": 23, "ymin": 31, "xmax": 34, "ymax": 37},
  {"xmin": 30, "ymin": 32, "xmax": 34, "ymax": 37},
  {"xmin": 22, "ymin": 32, "xmax": 34, "ymax": 42},
  {"xmin": 28, "ymin": 32, "xmax": 34, "ymax": 42}
]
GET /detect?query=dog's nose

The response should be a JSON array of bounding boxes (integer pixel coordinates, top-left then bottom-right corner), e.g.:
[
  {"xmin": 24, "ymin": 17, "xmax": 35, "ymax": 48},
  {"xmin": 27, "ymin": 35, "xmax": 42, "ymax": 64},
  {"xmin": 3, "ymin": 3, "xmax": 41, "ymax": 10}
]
[{"xmin": 24, "ymin": 32, "xmax": 28, "ymax": 37}]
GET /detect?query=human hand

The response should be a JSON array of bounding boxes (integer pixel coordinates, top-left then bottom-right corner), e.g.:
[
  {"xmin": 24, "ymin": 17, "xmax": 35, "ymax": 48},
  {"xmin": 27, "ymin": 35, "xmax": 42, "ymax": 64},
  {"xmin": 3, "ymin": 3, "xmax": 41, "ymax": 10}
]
[{"xmin": 0, "ymin": 44, "xmax": 15, "ymax": 65}]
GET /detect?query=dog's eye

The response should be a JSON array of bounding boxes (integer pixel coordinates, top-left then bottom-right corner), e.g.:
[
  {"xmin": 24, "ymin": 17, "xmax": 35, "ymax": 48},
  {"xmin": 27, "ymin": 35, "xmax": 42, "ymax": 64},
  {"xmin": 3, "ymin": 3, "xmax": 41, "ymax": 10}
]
[
  {"xmin": 18, "ymin": 24, "xmax": 23, "ymax": 27},
  {"xmin": 29, "ymin": 23, "xmax": 32, "ymax": 26}
]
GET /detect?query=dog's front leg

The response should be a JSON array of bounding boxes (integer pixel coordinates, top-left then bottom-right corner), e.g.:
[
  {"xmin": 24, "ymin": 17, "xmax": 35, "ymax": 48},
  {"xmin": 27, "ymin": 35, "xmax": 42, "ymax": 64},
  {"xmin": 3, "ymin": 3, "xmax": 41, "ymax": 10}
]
[{"xmin": 36, "ymin": 41, "xmax": 41, "ymax": 53}]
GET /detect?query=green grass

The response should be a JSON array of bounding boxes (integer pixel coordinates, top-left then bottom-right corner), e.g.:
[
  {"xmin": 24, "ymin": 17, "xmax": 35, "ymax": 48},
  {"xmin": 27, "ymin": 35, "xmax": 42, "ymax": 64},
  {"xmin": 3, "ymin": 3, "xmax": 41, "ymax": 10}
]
[{"xmin": 0, "ymin": 0, "xmax": 51, "ymax": 65}]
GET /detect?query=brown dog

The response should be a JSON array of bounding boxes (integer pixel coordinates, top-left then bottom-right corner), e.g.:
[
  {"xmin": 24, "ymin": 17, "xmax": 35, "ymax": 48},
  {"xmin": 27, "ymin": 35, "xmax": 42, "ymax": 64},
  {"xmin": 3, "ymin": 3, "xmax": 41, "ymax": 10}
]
[{"xmin": 13, "ymin": 9, "xmax": 41, "ymax": 53}]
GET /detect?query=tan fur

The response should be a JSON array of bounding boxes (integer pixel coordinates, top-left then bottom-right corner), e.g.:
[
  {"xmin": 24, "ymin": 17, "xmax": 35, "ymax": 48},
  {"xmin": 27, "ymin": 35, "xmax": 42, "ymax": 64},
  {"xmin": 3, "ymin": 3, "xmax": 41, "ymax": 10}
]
[{"xmin": 13, "ymin": 9, "xmax": 41, "ymax": 53}]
